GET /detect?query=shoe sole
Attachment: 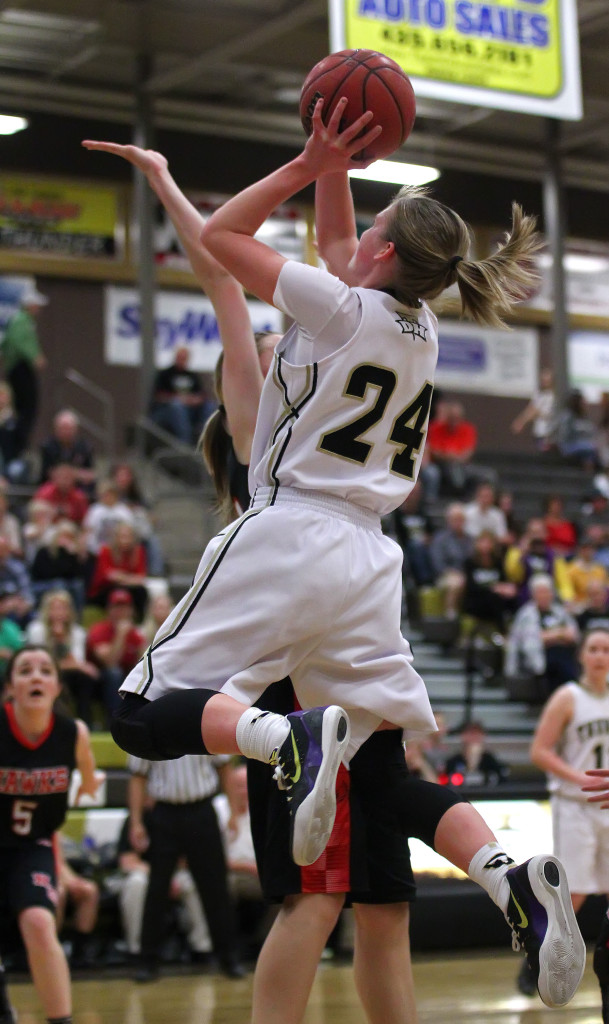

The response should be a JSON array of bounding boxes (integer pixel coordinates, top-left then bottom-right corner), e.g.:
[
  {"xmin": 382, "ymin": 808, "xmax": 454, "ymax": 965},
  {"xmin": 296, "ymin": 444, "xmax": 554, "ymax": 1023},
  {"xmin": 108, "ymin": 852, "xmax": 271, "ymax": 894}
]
[
  {"xmin": 528, "ymin": 854, "xmax": 586, "ymax": 1008},
  {"xmin": 291, "ymin": 706, "xmax": 351, "ymax": 867}
]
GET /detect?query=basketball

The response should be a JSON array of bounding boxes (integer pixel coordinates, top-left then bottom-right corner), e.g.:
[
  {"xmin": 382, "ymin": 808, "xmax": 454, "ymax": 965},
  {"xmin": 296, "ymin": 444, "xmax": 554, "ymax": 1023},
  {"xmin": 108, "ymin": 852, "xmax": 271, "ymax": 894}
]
[{"xmin": 299, "ymin": 49, "xmax": 416, "ymax": 162}]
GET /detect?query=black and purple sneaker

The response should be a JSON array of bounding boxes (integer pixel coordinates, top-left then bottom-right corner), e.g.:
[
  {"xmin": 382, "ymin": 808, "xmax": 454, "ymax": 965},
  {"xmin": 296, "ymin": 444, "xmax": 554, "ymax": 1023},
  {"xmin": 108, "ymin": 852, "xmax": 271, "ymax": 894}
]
[
  {"xmin": 505, "ymin": 855, "xmax": 585, "ymax": 1008},
  {"xmin": 272, "ymin": 705, "xmax": 350, "ymax": 867}
]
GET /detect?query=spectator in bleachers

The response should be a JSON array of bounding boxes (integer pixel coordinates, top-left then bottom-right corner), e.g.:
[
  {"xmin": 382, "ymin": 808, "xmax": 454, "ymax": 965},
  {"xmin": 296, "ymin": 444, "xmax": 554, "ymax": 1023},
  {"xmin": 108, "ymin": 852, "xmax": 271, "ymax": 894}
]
[
  {"xmin": 510, "ymin": 368, "xmax": 556, "ymax": 451},
  {"xmin": 566, "ymin": 538, "xmax": 609, "ymax": 612},
  {"xmin": 87, "ymin": 522, "xmax": 148, "ymax": 622},
  {"xmin": 55, "ymin": 837, "xmax": 100, "ymax": 969},
  {"xmin": 109, "ymin": 463, "xmax": 165, "ymax": 578},
  {"xmin": 462, "ymin": 530, "xmax": 517, "ymax": 633},
  {"xmin": 0, "ymin": 586, "xmax": 23, "ymax": 681},
  {"xmin": 0, "ymin": 481, "xmax": 22, "ymax": 557},
  {"xmin": 578, "ymin": 488, "xmax": 609, "ymax": 535},
  {"xmin": 39, "ymin": 410, "xmax": 97, "ymax": 497},
  {"xmin": 505, "ymin": 573, "xmax": 579, "ymax": 699},
  {"xmin": 26, "ymin": 589, "xmax": 99, "ymax": 726},
  {"xmin": 34, "ymin": 463, "xmax": 89, "ymax": 525},
  {"xmin": 389, "ymin": 480, "xmax": 435, "ymax": 587},
  {"xmin": 542, "ymin": 494, "xmax": 578, "ymax": 557},
  {"xmin": 496, "ymin": 489, "xmax": 521, "ymax": 547},
  {"xmin": 86, "ymin": 588, "xmax": 146, "ymax": 725},
  {"xmin": 29, "ymin": 519, "xmax": 89, "ymax": 612},
  {"xmin": 429, "ymin": 502, "xmax": 472, "ymax": 617},
  {"xmin": 0, "ymin": 381, "xmax": 26, "ymax": 483},
  {"xmin": 504, "ymin": 517, "xmax": 573, "ymax": 607},
  {"xmin": 576, "ymin": 579, "xmax": 609, "ymax": 633},
  {"xmin": 22, "ymin": 498, "xmax": 55, "ymax": 566},
  {"xmin": 427, "ymin": 399, "xmax": 486, "ymax": 498},
  {"xmin": 116, "ymin": 804, "xmax": 212, "ymax": 964},
  {"xmin": 149, "ymin": 345, "xmax": 210, "ymax": 445},
  {"xmin": 582, "ymin": 523, "xmax": 609, "ymax": 572},
  {"xmin": 444, "ymin": 721, "xmax": 509, "ymax": 788},
  {"xmin": 463, "ymin": 482, "xmax": 509, "ymax": 544},
  {"xmin": 141, "ymin": 591, "xmax": 174, "ymax": 646},
  {"xmin": 555, "ymin": 388, "xmax": 600, "ymax": 471},
  {"xmin": 82, "ymin": 479, "xmax": 134, "ymax": 556},
  {"xmin": 0, "ymin": 534, "xmax": 34, "ymax": 627},
  {"xmin": 1, "ymin": 284, "xmax": 48, "ymax": 449}
]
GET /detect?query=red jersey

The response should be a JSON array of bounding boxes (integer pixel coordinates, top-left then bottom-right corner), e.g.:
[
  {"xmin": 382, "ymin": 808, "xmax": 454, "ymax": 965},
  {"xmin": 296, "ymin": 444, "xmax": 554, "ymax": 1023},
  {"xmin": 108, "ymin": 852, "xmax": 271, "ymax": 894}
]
[
  {"xmin": 87, "ymin": 620, "xmax": 146, "ymax": 672},
  {"xmin": 428, "ymin": 419, "xmax": 477, "ymax": 458},
  {"xmin": 34, "ymin": 482, "xmax": 89, "ymax": 524}
]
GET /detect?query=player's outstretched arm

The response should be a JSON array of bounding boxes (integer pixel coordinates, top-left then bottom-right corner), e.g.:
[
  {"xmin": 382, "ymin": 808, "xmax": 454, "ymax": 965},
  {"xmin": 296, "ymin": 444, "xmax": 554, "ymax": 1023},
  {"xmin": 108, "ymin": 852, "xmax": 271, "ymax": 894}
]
[
  {"xmin": 82, "ymin": 139, "xmax": 265, "ymax": 457},
  {"xmin": 74, "ymin": 719, "xmax": 104, "ymax": 802},
  {"xmin": 201, "ymin": 99, "xmax": 381, "ymax": 305}
]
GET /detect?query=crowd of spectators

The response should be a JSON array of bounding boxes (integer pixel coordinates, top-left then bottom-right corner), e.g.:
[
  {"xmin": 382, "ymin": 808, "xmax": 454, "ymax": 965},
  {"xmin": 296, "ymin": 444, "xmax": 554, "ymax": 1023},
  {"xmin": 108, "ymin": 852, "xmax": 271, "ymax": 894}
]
[{"xmin": 0, "ymin": 401, "xmax": 173, "ymax": 729}]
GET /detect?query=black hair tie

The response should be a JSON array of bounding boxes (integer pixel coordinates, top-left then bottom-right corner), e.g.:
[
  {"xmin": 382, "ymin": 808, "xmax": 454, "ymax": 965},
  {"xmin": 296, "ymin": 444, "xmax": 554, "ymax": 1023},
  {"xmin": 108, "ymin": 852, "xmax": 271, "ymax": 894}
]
[{"xmin": 450, "ymin": 255, "xmax": 464, "ymax": 269}]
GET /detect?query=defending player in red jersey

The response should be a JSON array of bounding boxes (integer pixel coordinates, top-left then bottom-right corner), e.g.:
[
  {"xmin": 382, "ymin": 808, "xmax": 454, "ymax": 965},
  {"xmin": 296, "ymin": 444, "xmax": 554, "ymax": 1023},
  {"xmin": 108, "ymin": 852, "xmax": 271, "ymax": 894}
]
[{"xmin": 0, "ymin": 645, "xmax": 100, "ymax": 1024}]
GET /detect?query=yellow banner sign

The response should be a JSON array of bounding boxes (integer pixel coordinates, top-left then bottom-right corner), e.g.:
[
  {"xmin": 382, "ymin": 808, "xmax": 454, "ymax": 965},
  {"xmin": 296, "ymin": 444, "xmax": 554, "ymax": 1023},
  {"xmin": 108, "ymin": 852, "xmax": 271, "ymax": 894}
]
[
  {"xmin": 0, "ymin": 177, "xmax": 119, "ymax": 258},
  {"xmin": 332, "ymin": 0, "xmax": 581, "ymax": 115}
]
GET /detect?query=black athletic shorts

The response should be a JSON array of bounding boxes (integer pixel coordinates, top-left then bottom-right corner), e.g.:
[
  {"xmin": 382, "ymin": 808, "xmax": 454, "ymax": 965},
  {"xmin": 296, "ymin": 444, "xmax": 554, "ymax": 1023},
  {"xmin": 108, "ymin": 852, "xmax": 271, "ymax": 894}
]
[
  {"xmin": 247, "ymin": 680, "xmax": 416, "ymax": 905},
  {"xmin": 0, "ymin": 840, "xmax": 59, "ymax": 916}
]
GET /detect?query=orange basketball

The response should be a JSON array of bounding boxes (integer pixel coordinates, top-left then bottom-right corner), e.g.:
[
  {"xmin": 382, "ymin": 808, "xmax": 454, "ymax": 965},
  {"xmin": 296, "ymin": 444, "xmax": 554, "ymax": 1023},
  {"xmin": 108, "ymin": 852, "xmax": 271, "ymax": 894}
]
[{"xmin": 299, "ymin": 49, "xmax": 416, "ymax": 161}]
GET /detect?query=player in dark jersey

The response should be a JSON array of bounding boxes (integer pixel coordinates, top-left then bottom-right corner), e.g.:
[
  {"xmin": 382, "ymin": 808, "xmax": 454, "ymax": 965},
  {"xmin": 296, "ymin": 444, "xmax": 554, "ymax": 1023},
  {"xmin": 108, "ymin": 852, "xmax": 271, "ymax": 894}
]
[
  {"xmin": 82, "ymin": 140, "xmax": 584, "ymax": 1015},
  {"xmin": 0, "ymin": 645, "xmax": 100, "ymax": 1024}
]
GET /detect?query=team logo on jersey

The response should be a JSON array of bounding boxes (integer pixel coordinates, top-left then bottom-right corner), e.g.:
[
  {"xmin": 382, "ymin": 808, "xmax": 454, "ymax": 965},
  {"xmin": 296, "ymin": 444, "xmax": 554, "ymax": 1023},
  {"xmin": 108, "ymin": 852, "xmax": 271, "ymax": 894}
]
[
  {"xmin": 31, "ymin": 871, "xmax": 58, "ymax": 905},
  {"xmin": 394, "ymin": 313, "xmax": 428, "ymax": 341}
]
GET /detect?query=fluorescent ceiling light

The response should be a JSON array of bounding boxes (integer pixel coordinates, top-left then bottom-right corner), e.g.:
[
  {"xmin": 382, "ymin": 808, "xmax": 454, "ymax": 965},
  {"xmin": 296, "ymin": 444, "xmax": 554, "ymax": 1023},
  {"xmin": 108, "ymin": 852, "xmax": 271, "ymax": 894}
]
[
  {"xmin": 0, "ymin": 115, "xmax": 28, "ymax": 135},
  {"xmin": 538, "ymin": 252, "xmax": 609, "ymax": 274},
  {"xmin": 348, "ymin": 161, "xmax": 440, "ymax": 186}
]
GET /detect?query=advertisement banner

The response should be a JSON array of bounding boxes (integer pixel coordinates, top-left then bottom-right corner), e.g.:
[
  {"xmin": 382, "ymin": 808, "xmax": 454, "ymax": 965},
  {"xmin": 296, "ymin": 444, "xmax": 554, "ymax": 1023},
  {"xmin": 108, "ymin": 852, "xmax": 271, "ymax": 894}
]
[
  {"xmin": 568, "ymin": 331, "xmax": 609, "ymax": 403},
  {"xmin": 435, "ymin": 319, "xmax": 538, "ymax": 396},
  {"xmin": 0, "ymin": 177, "xmax": 120, "ymax": 258},
  {"xmin": 330, "ymin": 0, "xmax": 582, "ymax": 119},
  {"xmin": 104, "ymin": 286, "xmax": 283, "ymax": 371}
]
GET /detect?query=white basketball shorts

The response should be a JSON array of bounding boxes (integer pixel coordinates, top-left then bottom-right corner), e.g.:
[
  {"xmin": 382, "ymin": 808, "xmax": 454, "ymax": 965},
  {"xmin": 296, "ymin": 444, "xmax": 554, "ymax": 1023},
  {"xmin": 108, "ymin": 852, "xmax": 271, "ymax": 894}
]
[
  {"xmin": 120, "ymin": 487, "xmax": 436, "ymax": 760},
  {"xmin": 551, "ymin": 794, "xmax": 609, "ymax": 894}
]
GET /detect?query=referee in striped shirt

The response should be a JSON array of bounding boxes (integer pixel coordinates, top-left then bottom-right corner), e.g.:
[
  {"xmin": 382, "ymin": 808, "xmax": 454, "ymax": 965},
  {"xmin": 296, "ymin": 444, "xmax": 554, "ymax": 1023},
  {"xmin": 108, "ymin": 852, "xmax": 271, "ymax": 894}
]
[{"xmin": 127, "ymin": 752, "xmax": 245, "ymax": 981}]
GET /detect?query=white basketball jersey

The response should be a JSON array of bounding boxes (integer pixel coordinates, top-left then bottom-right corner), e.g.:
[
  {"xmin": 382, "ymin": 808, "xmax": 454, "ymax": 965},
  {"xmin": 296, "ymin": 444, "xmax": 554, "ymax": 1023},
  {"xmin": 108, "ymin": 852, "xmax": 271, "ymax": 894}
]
[
  {"xmin": 249, "ymin": 261, "xmax": 439, "ymax": 517},
  {"xmin": 550, "ymin": 681, "xmax": 609, "ymax": 800}
]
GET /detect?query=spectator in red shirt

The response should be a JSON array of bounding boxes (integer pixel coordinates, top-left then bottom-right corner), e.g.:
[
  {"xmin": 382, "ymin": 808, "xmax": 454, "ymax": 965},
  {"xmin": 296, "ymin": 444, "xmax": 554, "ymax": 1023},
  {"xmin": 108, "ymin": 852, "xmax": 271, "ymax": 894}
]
[
  {"xmin": 88, "ymin": 522, "xmax": 148, "ymax": 621},
  {"xmin": 542, "ymin": 494, "xmax": 578, "ymax": 557},
  {"xmin": 427, "ymin": 401, "xmax": 492, "ymax": 498},
  {"xmin": 86, "ymin": 588, "xmax": 147, "ymax": 725},
  {"xmin": 34, "ymin": 463, "xmax": 89, "ymax": 525}
]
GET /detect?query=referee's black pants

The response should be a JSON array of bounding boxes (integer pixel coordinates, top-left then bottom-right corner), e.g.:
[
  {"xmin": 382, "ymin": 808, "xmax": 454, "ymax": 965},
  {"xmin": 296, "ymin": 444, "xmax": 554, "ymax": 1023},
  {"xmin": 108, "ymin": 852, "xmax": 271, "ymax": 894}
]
[{"xmin": 140, "ymin": 798, "xmax": 240, "ymax": 967}]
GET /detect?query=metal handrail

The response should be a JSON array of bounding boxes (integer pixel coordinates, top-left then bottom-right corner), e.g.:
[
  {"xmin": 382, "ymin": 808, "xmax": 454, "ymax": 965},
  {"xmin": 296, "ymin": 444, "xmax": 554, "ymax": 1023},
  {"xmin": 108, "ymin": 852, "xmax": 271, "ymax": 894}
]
[
  {"xmin": 134, "ymin": 415, "xmax": 211, "ymax": 500},
  {"xmin": 59, "ymin": 368, "xmax": 116, "ymax": 459}
]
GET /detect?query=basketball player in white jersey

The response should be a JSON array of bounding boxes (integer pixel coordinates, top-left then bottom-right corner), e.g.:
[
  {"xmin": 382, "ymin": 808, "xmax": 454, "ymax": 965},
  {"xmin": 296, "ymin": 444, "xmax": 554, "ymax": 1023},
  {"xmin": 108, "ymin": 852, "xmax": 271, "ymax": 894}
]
[{"xmin": 532, "ymin": 627, "xmax": 609, "ymax": 1020}]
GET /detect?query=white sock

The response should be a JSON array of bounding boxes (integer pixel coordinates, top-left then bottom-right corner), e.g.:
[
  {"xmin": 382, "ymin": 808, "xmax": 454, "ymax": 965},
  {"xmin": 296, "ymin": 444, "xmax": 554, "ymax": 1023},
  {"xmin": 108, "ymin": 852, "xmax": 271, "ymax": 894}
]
[
  {"xmin": 468, "ymin": 842, "xmax": 515, "ymax": 913},
  {"xmin": 236, "ymin": 707, "xmax": 290, "ymax": 763}
]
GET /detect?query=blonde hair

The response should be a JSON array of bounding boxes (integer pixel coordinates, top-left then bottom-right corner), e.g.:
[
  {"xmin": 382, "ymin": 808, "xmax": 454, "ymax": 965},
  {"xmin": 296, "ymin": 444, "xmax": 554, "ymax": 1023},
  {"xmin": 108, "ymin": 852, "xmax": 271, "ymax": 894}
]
[
  {"xmin": 384, "ymin": 186, "xmax": 541, "ymax": 328},
  {"xmin": 39, "ymin": 588, "xmax": 77, "ymax": 634}
]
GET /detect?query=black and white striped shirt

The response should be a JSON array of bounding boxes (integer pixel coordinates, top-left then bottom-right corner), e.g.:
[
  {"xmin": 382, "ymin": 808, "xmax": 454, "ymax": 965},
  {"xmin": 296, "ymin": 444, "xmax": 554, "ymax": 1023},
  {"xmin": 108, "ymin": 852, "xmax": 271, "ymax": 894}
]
[{"xmin": 128, "ymin": 754, "xmax": 231, "ymax": 804}]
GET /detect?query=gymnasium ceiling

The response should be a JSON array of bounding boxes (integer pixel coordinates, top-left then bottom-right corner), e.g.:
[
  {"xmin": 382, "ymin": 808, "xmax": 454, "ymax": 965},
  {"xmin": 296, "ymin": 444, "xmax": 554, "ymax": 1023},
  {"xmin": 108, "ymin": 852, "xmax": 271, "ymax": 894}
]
[{"xmin": 1, "ymin": 0, "xmax": 609, "ymax": 197}]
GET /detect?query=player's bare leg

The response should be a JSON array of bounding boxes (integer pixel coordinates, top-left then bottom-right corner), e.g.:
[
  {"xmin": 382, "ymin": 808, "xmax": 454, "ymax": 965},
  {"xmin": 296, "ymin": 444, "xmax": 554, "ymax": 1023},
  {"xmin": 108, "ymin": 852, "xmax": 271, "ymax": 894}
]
[
  {"xmin": 251, "ymin": 893, "xmax": 344, "ymax": 1024},
  {"xmin": 353, "ymin": 903, "xmax": 419, "ymax": 1024},
  {"xmin": 19, "ymin": 906, "xmax": 71, "ymax": 1020}
]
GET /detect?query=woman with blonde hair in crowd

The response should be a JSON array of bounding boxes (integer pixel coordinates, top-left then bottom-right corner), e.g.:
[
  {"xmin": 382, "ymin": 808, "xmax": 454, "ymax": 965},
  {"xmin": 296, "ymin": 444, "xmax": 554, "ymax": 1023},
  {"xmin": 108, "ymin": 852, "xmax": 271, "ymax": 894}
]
[{"xmin": 26, "ymin": 588, "xmax": 99, "ymax": 726}]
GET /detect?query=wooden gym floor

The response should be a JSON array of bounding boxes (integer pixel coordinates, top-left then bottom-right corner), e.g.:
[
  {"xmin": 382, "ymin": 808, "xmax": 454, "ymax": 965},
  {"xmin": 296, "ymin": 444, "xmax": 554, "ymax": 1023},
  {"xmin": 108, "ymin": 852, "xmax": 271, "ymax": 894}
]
[{"xmin": 5, "ymin": 949, "xmax": 605, "ymax": 1024}]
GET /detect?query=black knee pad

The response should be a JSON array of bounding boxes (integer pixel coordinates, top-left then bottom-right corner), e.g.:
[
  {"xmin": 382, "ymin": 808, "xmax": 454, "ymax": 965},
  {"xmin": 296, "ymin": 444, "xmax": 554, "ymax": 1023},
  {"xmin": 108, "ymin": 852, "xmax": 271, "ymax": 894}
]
[
  {"xmin": 111, "ymin": 690, "xmax": 216, "ymax": 760},
  {"xmin": 594, "ymin": 916, "xmax": 609, "ymax": 986}
]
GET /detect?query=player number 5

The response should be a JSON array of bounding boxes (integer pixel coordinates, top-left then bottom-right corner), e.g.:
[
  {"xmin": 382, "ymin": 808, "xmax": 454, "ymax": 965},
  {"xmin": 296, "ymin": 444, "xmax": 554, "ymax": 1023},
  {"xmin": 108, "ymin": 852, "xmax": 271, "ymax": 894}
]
[{"xmin": 12, "ymin": 798, "xmax": 37, "ymax": 836}]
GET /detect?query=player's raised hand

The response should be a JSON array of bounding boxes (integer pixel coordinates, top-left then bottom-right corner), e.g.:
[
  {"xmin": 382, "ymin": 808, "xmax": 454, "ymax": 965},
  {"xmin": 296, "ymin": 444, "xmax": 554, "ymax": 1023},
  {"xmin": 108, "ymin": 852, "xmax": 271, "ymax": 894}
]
[
  {"xmin": 303, "ymin": 97, "xmax": 382, "ymax": 173},
  {"xmin": 582, "ymin": 768, "xmax": 609, "ymax": 807},
  {"xmin": 82, "ymin": 140, "xmax": 168, "ymax": 177}
]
